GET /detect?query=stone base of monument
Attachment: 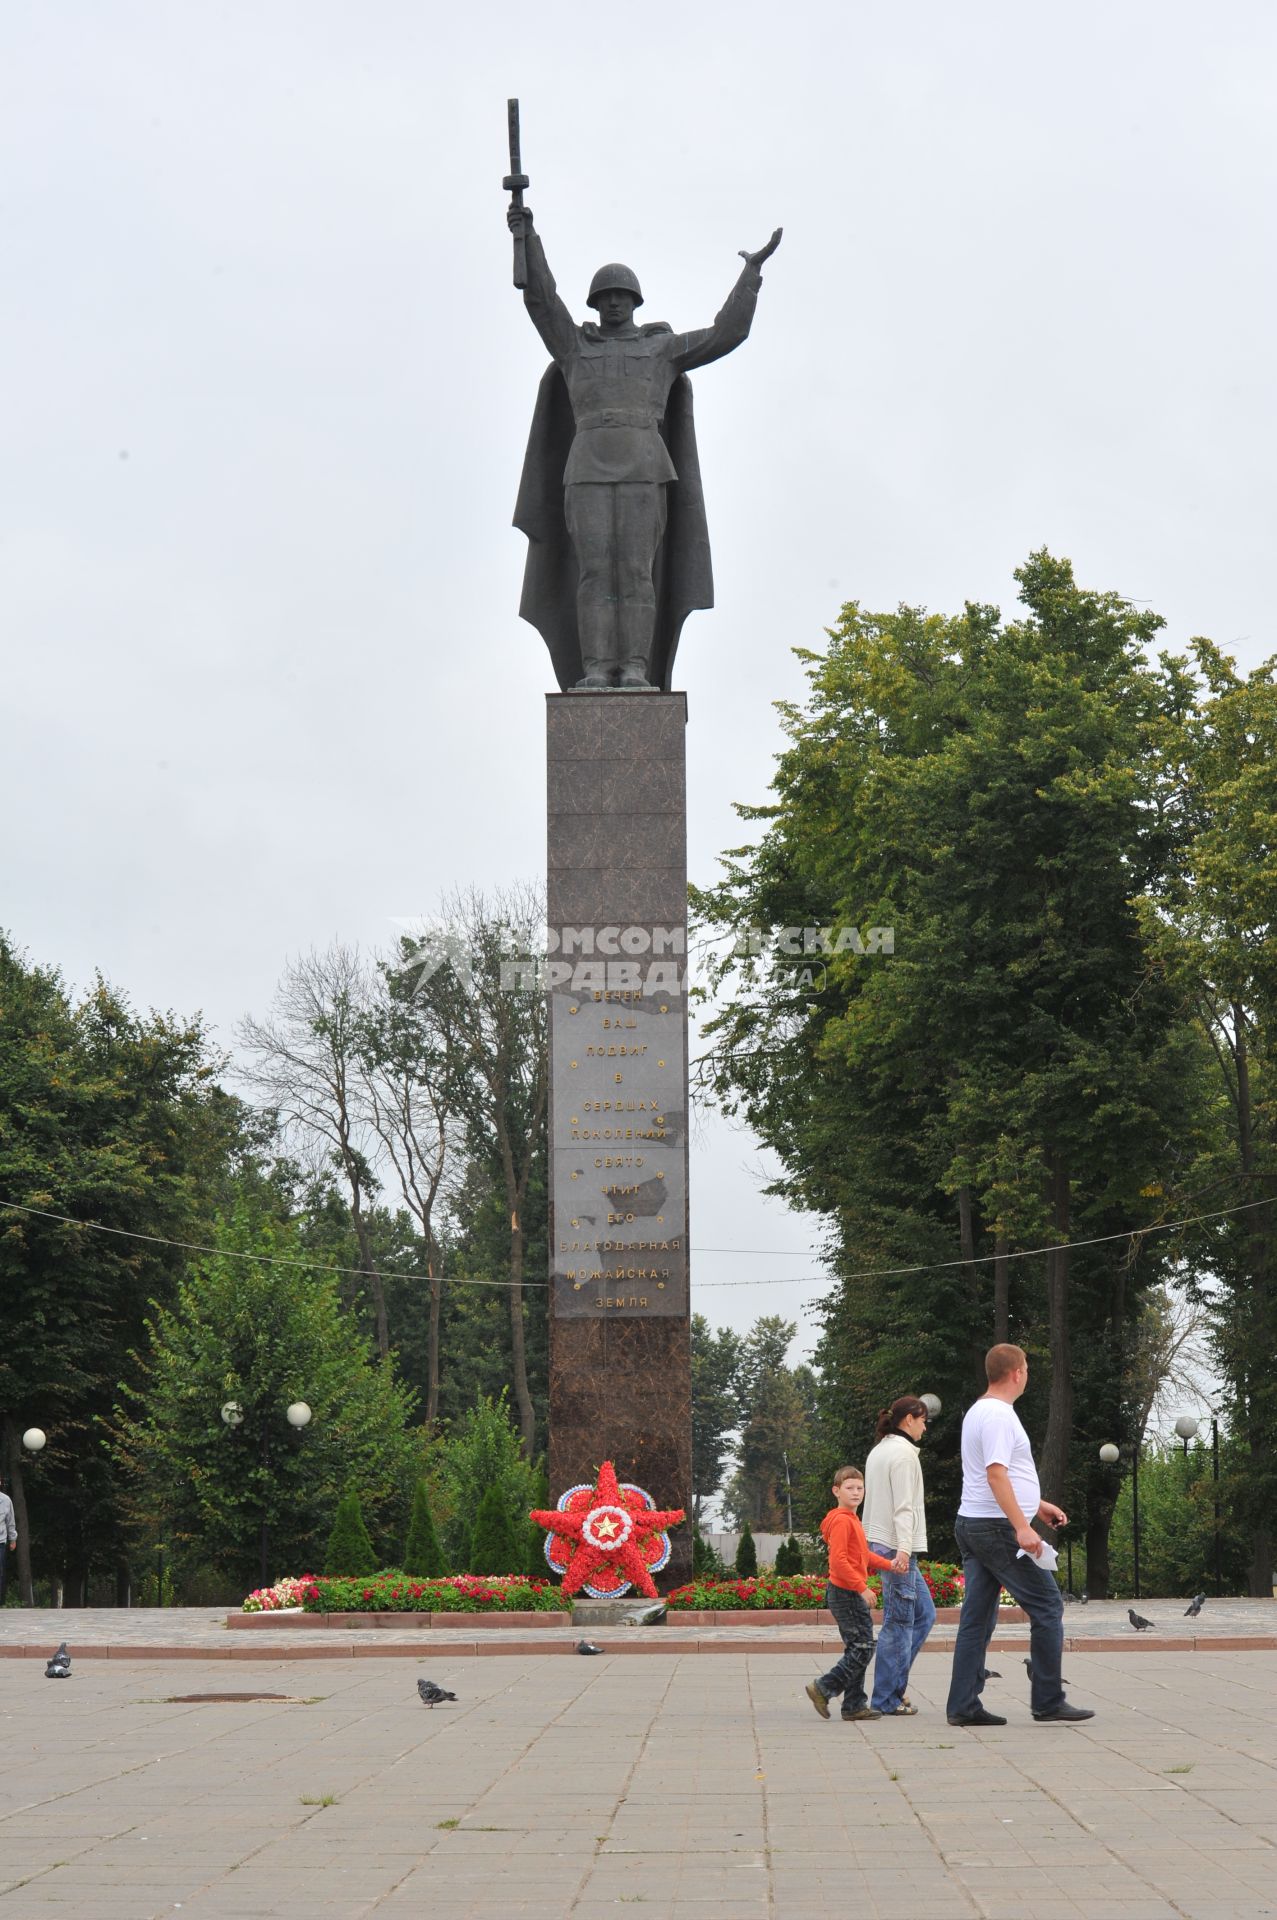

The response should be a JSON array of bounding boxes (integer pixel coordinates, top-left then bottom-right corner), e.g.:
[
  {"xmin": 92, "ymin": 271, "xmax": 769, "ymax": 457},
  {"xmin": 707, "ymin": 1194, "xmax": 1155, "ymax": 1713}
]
[{"xmin": 572, "ymin": 1597, "xmax": 667, "ymax": 1628}]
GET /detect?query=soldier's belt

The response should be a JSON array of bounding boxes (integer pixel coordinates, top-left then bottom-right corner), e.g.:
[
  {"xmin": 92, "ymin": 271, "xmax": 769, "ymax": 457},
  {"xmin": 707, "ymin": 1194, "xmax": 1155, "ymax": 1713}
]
[{"xmin": 576, "ymin": 409, "xmax": 663, "ymax": 431}]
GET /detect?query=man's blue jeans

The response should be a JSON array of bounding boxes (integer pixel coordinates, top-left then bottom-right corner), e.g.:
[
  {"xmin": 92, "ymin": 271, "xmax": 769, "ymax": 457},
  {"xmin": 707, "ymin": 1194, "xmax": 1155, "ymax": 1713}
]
[
  {"xmin": 868, "ymin": 1545, "xmax": 936, "ymax": 1711},
  {"xmin": 946, "ymin": 1515, "xmax": 1065, "ymax": 1719},
  {"xmin": 815, "ymin": 1583, "xmax": 875, "ymax": 1713}
]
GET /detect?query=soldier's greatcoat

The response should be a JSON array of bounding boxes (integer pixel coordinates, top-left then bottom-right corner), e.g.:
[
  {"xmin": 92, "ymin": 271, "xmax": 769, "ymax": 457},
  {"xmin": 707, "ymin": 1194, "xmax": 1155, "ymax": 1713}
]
[{"xmin": 513, "ymin": 232, "xmax": 762, "ymax": 691}]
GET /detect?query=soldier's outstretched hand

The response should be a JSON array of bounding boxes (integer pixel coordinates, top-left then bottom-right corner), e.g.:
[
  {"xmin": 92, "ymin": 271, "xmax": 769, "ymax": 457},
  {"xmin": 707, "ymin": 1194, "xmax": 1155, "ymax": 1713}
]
[
  {"xmin": 507, "ymin": 205, "xmax": 534, "ymax": 236},
  {"xmin": 739, "ymin": 227, "xmax": 782, "ymax": 270}
]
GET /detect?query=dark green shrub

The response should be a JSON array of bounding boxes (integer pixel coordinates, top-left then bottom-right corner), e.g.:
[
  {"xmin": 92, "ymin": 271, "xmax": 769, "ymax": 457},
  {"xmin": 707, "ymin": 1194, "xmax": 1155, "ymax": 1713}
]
[
  {"xmin": 403, "ymin": 1480, "xmax": 444, "ymax": 1577},
  {"xmin": 526, "ymin": 1464, "xmax": 551, "ymax": 1577},
  {"xmin": 734, "ymin": 1523, "xmax": 758, "ymax": 1578},
  {"xmin": 325, "ymin": 1488, "xmax": 377, "ymax": 1577},
  {"xmin": 774, "ymin": 1534, "xmax": 803, "ymax": 1576},
  {"xmin": 469, "ymin": 1485, "xmax": 522, "ymax": 1575}
]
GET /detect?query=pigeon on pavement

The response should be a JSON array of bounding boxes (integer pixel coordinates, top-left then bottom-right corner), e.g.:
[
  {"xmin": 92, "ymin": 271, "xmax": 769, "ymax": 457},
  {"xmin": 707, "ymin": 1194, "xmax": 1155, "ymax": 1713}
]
[
  {"xmin": 1080, "ymin": 1589, "xmax": 1088, "ymax": 1603},
  {"xmin": 1128, "ymin": 1608, "xmax": 1155, "ymax": 1631},
  {"xmin": 1024, "ymin": 1656, "xmax": 1070, "ymax": 1685},
  {"xmin": 416, "ymin": 1678, "xmax": 456, "ymax": 1707},
  {"xmin": 1184, "ymin": 1593, "xmax": 1207, "ymax": 1618},
  {"xmin": 44, "ymin": 1642, "xmax": 71, "ymax": 1679},
  {"xmin": 1062, "ymin": 1589, "xmax": 1077, "ymax": 1603},
  {"xmin": 576, "ymin": 1640, "xmax": 603, "ymax": 1656}
]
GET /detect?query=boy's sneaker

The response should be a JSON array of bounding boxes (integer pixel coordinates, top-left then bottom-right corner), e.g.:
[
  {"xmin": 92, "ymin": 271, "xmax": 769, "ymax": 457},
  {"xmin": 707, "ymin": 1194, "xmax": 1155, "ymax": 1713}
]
[
  {"xmin": 804, "ymin": 1682, "xmax": 831, "ymax": 1720},
  {"xmin": 841, "ymin": 1706, "xmax": 882, "ymax": 1721}
]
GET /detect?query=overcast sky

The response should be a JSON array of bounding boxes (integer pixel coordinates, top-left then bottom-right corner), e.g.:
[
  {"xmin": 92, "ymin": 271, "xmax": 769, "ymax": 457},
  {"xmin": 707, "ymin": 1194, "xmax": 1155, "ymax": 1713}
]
[{"xmin": 4, "ymin": 2, "xmax": 1273, "ymax": 1362}]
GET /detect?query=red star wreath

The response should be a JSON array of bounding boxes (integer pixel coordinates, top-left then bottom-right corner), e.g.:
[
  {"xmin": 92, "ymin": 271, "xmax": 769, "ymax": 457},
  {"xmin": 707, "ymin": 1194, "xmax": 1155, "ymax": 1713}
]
[{"xmin": 531, "ymin": 1460, "xmax": 685, "ymax": 1599}]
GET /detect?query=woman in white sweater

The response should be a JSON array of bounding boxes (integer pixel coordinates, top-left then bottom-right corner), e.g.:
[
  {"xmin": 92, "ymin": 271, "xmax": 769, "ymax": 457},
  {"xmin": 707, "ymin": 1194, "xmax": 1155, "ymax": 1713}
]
[{"xmin": 862, "ymin": 1395, "xmax": 935, "ymax": 1715}]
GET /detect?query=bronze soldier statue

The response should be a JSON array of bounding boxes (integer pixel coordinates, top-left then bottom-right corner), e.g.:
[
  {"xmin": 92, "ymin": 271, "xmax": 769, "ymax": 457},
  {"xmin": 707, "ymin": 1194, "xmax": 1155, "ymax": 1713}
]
[{"xmin": 508, "ymin": 199, "xmax": 781, "ymax": 693}]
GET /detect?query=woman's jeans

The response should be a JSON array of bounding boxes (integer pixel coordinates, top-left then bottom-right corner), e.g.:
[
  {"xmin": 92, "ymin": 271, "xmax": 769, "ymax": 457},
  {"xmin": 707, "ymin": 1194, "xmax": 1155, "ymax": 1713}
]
[
  {"xmin": 946, "ymin": 1515, "xmax": 1065, "ymax": 1719},
  {"xmin": 868, "ymin": 1545, "xmax": 936, "ymax": 1711},
  {"xmin": 815, "ymin": 1583, "xmax": 875, "ymax": 1713}
]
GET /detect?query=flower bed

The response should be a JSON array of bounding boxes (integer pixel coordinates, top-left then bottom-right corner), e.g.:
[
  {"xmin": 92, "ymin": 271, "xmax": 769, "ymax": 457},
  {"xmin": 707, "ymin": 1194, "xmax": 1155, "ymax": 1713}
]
[
  {"xmin": 277, "ymin": 1571, "xmax": 572, "ymax": 1615},
  {"xmin": 666, "ymin": 1561, "xmax": 966, "ymax": 1612},
  {"xmin": 241, "ymin": 1575, "xmax": 315, "ymax": 1613}
]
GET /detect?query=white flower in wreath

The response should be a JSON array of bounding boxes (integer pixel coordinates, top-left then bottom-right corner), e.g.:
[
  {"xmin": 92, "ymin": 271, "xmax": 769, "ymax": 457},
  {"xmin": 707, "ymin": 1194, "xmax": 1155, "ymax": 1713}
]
[{"xmin": 581, "ymin": 1504, "xmax": 634, "ymax": 1553}]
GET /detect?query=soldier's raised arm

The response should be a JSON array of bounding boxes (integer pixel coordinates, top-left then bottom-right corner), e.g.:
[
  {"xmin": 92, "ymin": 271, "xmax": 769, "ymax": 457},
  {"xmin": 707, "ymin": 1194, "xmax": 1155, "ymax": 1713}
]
[
  {"xmin": 507, "ymin": 207, "xmax": 577, "ymax": 364},
  {"xmin": 672, "ymin": 227, "xmax": 782, "ymax": 373}
]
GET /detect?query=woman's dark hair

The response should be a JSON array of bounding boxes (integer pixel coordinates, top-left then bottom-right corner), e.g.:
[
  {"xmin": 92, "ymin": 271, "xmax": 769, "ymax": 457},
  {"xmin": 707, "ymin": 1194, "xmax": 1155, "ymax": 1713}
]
[{"xmin": 874, "ymin": 1395, "xmax": 928, "ymax": 1441}]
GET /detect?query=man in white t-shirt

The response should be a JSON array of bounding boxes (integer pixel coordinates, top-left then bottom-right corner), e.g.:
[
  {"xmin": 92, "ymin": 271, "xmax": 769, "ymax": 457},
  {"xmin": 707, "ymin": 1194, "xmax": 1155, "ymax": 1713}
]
[{"xmin": 945, "ymin": 1344, "xmax": 1094, "ymax": 1726}]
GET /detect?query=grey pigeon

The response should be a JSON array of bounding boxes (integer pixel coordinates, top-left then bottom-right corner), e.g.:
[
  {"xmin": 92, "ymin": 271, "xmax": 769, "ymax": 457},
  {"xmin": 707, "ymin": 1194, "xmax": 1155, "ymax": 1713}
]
[
  {"xmin": 44, "ymin": 1642, "xmax": 71, "ymax": 1679},
  {"xmin": 1025, "ymin": 1656, "xmax": 1070, "ymax": 1685},
  {"xmin": 1080, "ymin": 1589, "xmax": 1088, "ymax": 1604},
  {"xmin": 1184, "ymin": 1593, "xmax": 1207, "ymax": 1618},
  {"xmin": 980, "ymin": 1668, "xmax": 1001, "ymax": 1682},
  {"xmin": 1062, "ymin": 1588, "xmax": 1077, "ymax": 1603},
  {"xmin": 576, "ymin": 1640, "xmax": 603, "ymax": 1656},
  {"xmin": 1128, "ymin": 1608, "xmax": 1155, "ymax": 1631},
  {"xmin": 416, "ymin": 1678, "xmax": 456, "ymax": 1707}
]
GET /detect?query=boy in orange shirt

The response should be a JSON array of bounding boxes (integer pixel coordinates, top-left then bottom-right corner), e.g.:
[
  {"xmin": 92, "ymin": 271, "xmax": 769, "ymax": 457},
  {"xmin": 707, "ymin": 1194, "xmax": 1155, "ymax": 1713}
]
[{"xmin": 805, "ymin": 1464, "xmax": 900, "ymax": 1722}]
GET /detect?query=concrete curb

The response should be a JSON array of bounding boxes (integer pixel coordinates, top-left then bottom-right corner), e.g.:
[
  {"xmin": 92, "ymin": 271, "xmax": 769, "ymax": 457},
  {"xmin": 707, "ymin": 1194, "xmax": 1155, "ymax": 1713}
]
[
  {"xmin": 223, "ymin": 1601, "xmax": 1018, "ymax": 1630},
  {"xmin": 4, "ymin": 1631, "xmax": 1275, "ymax": 1660}
]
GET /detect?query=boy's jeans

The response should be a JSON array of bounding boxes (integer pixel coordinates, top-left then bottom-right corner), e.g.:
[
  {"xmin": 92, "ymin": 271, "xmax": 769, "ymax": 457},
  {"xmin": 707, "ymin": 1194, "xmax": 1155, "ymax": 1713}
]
[
  {"xmin": 815, "ymin": 1583, "xmax": 875, "ymax": 1713},
  {"xmin": 946, "ymin": 1515, "xmax": 1065, "ymax": 1719},
  {"xmin": 868, "ymin": 1545, "xmax": 936, "ymax": 1711}
]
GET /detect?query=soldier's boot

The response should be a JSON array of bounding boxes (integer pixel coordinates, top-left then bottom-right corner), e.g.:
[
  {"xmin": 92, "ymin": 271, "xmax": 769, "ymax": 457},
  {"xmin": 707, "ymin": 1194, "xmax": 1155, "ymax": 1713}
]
[
  {"xmin": 575, "ymin": 660, "xmax": 615, "ymax": 689},
  {"xmin": 615, "ymin": 604, "xmax": 657, "ymax": 691},
  {"xmin": 574, "ymin": 601, "xmax": 620, "ymax": 689}
]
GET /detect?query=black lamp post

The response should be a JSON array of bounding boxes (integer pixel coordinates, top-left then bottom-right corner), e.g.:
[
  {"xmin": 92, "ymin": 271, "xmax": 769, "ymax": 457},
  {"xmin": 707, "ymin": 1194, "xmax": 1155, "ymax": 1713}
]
[
  {"xmin": 221, "ymin": 1399, "xmax": 312, "ymax": 1588},
  {"xmin": 1174, "ymin": 1411, "xmax": 1223, "ymax": 1595},
  {"xmin": 1099, "ymin": 1440, "xmax": 1140, "ymax": 1599}
]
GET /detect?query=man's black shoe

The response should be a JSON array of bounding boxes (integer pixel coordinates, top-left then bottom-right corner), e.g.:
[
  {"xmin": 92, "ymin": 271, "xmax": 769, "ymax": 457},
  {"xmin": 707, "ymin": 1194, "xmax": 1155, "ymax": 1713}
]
[
  {"xmin": 946, "ymin": 1708, "xmax": 1006, "ymax": 1727},
  {"xmin": 1032, "ymin": 1702, "xmax": 1095, "ymax": 1723}
]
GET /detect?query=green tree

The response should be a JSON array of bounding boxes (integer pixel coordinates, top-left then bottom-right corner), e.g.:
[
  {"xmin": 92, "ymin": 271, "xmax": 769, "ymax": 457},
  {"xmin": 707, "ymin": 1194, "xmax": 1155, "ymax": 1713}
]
[
  {"xmin": 468, "ymin": 1484, "xmax": 522, "ymax": 1574},
  {"xmin": 694, "ymin": 555, "xmax": 1204, "ymax": 1580},
  {"xmin": 110, "ymin": 1204, "xmax": 421, "ymax": 1595},
  {"xmin": 403, "ymin": 1478, "xmax": 445, "ymax": 1576},
  {"xmin": 1142, "ymin": 641, "xmax": 1277, "ymax": 1590},
  {"xmin": 781, "ymin": 1534, "xmax": 805, "ymax": 1575},
  {"xmin": 326, "ymin": 1488, "xmax": 377, "ymax": 1577},
  {"xmin": 734, "ymin": 1522, "xmax": 758, "ymax": 1577},
  {"xmin": 397, "ymin": 887, "xmax": 548, "ymax": 1460},
  {"xmin": 721, "ymin": 1318, "xmax": 815, "ymax": 1532},
  {"xmin": 435, "ymin": 1392, "xmax": 541, "ymax": 1572},
  {"xmin": 690, "ymin": 1316, "xmax": 742, "ymax": 1526},
  {"xmin": 0, "ymin": 938, "xmax": 241, "ymax": 1605}
]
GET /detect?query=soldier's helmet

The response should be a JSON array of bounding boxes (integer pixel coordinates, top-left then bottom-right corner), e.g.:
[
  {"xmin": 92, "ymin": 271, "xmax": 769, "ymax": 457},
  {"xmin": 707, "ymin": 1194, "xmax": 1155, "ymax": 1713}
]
[{"xmin": 587, "ymin": 263, "xmax": 644, "ymax": 309}]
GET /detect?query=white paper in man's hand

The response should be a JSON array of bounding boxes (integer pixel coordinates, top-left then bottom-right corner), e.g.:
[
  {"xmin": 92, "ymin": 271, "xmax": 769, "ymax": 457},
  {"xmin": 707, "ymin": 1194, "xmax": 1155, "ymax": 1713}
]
[{"xmin": 1018, "ymin": 1540, "xmax": 1059, "ymax": 1570}]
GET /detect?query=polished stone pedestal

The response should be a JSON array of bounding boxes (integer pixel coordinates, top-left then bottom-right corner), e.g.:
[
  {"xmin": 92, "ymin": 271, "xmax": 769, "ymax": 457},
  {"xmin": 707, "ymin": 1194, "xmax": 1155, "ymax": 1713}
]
[{"xmin": 546, "ymin": 692, "xmax": 692, "ymax": 1586}]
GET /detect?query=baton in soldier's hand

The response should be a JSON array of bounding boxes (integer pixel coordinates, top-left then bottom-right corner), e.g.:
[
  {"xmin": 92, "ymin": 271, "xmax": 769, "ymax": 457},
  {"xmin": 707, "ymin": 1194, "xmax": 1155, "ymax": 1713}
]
[{"xmin": 504, "ymin": 97, "xmax": 529, "ymax": 288}]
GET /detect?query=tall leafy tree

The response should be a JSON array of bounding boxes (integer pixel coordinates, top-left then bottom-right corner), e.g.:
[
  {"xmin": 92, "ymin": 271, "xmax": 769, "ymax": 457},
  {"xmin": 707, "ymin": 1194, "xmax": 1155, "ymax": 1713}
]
[
  {"xmin": 694, "ymin": 555, "xmax": 1204, "ymax": 1579},
  {"xmin": 690, "ymin": 1315, "xmax": 743, "ymax": 1526},
  {"xmin": 398, "ymin": 887, "xmax": 548, "ymax": 1460},
  {"xmin": 1, "ymin": 937, "xmax": 237, "ymax": 1603},
  {"xmin": 238, "ymin": 945, "xmax": 391, "ymax": 1356},
  {"xmin": 721, "ymin": 1317, "xmax": 816, "ymax": 1533},
  {"xmin": 110, "ymin": 1204, "xmax": 421, "ymax": 1593},
  {"xmin": 1143, "ymin": 641, "xmax": 1277, "ymax": 1591}
]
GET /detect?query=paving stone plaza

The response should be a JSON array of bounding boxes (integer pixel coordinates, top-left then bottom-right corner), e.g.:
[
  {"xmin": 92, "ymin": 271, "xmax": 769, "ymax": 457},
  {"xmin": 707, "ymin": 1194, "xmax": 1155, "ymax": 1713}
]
[{"xmin": 2, "ymin": 1611, "xmax": 1276, "ymax": 1918}]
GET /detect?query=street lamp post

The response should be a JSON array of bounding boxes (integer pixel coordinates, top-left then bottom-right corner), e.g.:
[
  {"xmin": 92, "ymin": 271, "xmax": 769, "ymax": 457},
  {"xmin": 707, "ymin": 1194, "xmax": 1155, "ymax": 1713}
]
[
  {"xmin": 1174, "ymin": 1411, "xmax": 1223, "ymax": 1596},
  {"xmin": 1099, "ymin": 1440, "xmax": 1140, "ymax": 1600},
  {"xmin": 222, "ymin": 1399, "xmax": 312, "ymax": 1589}
]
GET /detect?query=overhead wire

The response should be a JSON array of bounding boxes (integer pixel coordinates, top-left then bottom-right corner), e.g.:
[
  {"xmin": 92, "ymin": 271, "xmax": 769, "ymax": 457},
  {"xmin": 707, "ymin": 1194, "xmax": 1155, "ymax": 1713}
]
[{"xmin": 1, "ymin": 1192, "xmax": 1268, "ymax": 1292}]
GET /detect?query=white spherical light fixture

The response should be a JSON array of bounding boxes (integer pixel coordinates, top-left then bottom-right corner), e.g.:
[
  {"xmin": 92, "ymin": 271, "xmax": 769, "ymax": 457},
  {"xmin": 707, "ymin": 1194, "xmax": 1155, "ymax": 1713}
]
[
  {"xmin": 1098, "ymin": 1442, "xmax": 1120, "ymax": 1465},
  {"xmin": 220, "ymin": 1401, "xmax": 244, "ymax": 1428},
  {"xmin": 21, "ymin": 1427, "xmax": 47, "ymax": 1452},
  {"xmin": 919, "ymin": 1393, "xmax": 942, "ymax": 1419},
  {"xmin": 285, "ymin": 1402, "xmax": 312, "ymax": 1429},
  {"xmin": 1174, "ymin": 1415, "xmax": 1199, "ymax": 1442}
]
